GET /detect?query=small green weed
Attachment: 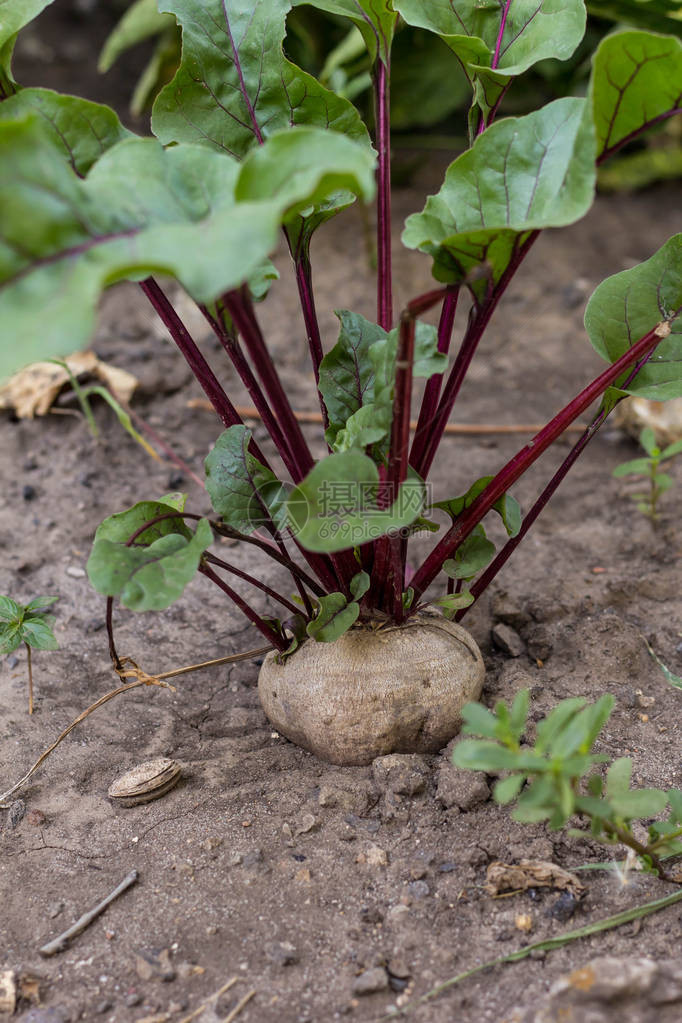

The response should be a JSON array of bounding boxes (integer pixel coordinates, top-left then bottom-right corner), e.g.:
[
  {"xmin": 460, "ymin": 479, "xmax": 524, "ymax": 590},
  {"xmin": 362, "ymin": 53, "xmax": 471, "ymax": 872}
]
[
  {"xmin": 453, "ymin": 691, "xmax": 682, "ymax": 882},
  {"xmin": 613, "ymin": 426, "xmax": 682, "ymax": 520},
  {"xmin": 0, "ymin": 595, "xmax": 59, "ymax": 715}
]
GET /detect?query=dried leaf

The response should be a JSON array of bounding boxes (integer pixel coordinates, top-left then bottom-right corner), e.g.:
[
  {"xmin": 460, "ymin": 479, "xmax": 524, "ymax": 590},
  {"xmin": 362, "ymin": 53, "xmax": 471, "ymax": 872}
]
[
  {"xmin": 0, "ymin": 351, "xmax": 138, "ymax": 418},
  {"xmin": 485, "ymin": 859, "xmax": 585, "ymax": 898}
]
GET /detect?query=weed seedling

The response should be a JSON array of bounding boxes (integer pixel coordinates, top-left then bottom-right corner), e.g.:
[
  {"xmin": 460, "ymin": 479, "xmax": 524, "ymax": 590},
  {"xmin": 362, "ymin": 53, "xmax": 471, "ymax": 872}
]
[
  {"xmin": 613, "ymin": 426, "xmax": 682, "ymax": 520},
  {"xmin": 0, "ymin": 595, "xmax": 59, "ymax": 715},
  {"xmin": 453, "ymin": 691, "xmax": 682, "ymax": 882}
]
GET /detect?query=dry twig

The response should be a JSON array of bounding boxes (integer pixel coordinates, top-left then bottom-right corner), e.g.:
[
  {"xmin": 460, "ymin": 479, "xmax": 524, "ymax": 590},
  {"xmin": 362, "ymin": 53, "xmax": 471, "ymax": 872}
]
[{"xmin": 39, "ymin": 870, "xmax": 139, "ymax": 956}]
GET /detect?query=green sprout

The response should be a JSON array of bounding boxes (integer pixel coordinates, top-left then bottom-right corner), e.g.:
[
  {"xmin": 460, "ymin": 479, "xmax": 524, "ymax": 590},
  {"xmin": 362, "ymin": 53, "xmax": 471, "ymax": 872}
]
[
  {"xmin": 613, "ymin": 426, "xmax": 682, "ymax": 521},
  {"xmin": 0, "ymin": 595, "xmax": 59, "ymax": 715},
  {"xmin": 453, "ymin": 691, "xmax": 682, "ymax": 883}
]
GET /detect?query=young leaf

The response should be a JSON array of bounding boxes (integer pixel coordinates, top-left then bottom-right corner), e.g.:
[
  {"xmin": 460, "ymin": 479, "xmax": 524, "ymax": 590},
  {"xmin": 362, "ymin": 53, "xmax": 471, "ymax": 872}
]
[
  {"xmin": 0, "ymin": 596, "xmax": 22, "ymax": 621},
  {"xmin": 494, "ymin": 774, "xmax": 525, "ymax": 805},
  {"xmin": 605, "ymin": 757, "xmax": 633, "ymax": 798},
  {"xmin": 433, "ymin": 478, "xmax": 521, "ymax": 537},
  {"xmin": 584, "ymin": 234, "xmax": 682, "ymax": 400},
  {"xmin": 350, "ymin": 571, "xmax": 371, "ymax": 600},
  {"xmin": 287, "ymin": 451, "xmax": 425, "ymax": 552},
  {"xmin": 590, "ymin": 30, "xmax": 682, "ymax": 161},
  {"xmin": 534, "ymin": 697, "xmax": 587, "ymax": 752},
  {"xmin": 639, "ymin": 427, "xmax": 659, "ymax": 457},
  {"xmin": 318, "ymin": 310, "xmax": 387, "ymax": 444},
  {"xmin": 151, "ymin": 0, "xmax": 370, "ymax": 158},
  {"xmin": 609, "ymin": 788, "xmax": 668, "ymax": 820},
  {"xmin": 21, "ymin": 619, "xmax": 58, "ymax": 650},
  {"xmin": 460, "ymin": 701, "xmax": 501, "ymax": 740},
  {"xmin": 87, "ymin": 518, "xmax": 213, "ymax": 612},
  {"xmin": 402, "ymin": 98, "xmax": 596, "ymax": 296},
  {"xmin": 612, "ymin": 457, "xmax": 654, "ymax": 477},
  {"xmin": 205, "ymin": 426, "xmax": 288, "ymax": 534},
  {"xmin": 443, "ymin": 530, "xmax": 496, "ymax": 581},
  {"xmin": 0, "ymin": 89, "xmax": 132, "ymax": 174},
  {"xmin": 294, "ymin": 0, "xmax": 397, "ymax": 65},
  {"xmin": 452, "ymin": 739, "xmax": 525, "ymax": 772},
  {"xmin": 24, "ymin": 595, "xmax": 59, "ymax": 613},
  {"xmin": 434, "ymin": 591, "xmax": 474, "ymax": 618},
  {"xmin": 548, "ymin": 695, "xmax": 614, "ymax": 758},
  {"xmin": 321, "ymin": 315, "xmax": 446, "ymax": 452},
  {"xmin": 306, "ymin": 592, "xmax": 360, "ymax": 642}
]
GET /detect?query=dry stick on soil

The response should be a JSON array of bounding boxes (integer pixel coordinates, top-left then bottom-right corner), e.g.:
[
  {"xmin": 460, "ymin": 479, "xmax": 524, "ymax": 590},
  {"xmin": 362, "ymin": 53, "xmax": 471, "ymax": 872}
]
[
  {"xmin": 186, "ymin": 400, "xmax": 589, "ymax": 435},
  {"xmin": 221, "ymin": 989, "xmax": 257, "ymax": 1023},
  {"xmin": 38, "ymin": 870, "xmax": 139, "ymax": 957},
  {"xmin": 385, "ymin": 887, "xmax": 682, "ymax": 1018},
  {"xmin": 0, "ymin": 645, "xmax": 272, "ymax": 808},
  {"xmin": 177, "ymin": 977, "xmax": 238, "ymax": 1023}
]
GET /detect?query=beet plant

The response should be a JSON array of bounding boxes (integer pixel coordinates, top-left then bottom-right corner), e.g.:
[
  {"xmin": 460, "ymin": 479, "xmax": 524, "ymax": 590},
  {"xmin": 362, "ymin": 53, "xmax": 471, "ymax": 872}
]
[{"xmin": 1, "ymin": 1, "xmax": 681, "ymax": 764}]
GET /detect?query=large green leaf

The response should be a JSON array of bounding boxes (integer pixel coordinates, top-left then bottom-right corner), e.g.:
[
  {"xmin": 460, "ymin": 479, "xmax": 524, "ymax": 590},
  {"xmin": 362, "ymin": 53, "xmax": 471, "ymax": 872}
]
[
  {"xmin": 294, "ymin": 0, "xmax": 397, "ymax": 64},
  {"xmin": 205, "ymin": 426, "xmax": 288, "ymax": 534},
  {"xmin": 584, "ymin": 234, "xmax": 682, "ymax": 400},
  {"xmin": 395, "ymin": 0, "xmax": 586, "ymax": 124},
  {"xmin": 306, "ymin": 592, "xmax": 360, "ymax": 641},
  {"xmin": 236, "ymin": 127, "xmax": 375, "ymax": 215},
  {"xmin": 287, "ymin": 451, "xmax": 425, "ymax": 552},
  {"xmin": 0, "ymin": 89, "xmax": 132, "ymax": 174},
  {"xmin": 402, "ymin": 98, "xmax": 596, "ymax": 297},
  {"xmin": 0, "ymin": 0, "xmax": 54, "ymax": 91},
  {"xmin": 151, "ymin": 0, "xmax": 369, "ymax": 158},
  {"xmin": 88, "ymin": 518, "xmax": 213, "ymax": 612},
  {"xmin": 0, "ymin": 118, "xmax": 373, "ymax": 378},
  {"xmin": 99, "ymin": 0, "xmax": 176, "ymax": 73},
  {"xmin": 590, "ymin": 30, "xmax": 682, "ymax": 161}
]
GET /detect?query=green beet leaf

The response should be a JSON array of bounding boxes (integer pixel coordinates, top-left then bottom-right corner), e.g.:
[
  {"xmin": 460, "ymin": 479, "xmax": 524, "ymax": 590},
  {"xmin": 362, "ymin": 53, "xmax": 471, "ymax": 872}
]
[
  {"xmin": 99, "ymin": 0, "xmax": 176, "ymax": 73},
  {"xmin": 349, "ymin": 571, "xmax": 370, "ymax": 600},
  {"xmin": 287, "ymin": 451, "xmax": 425, "ymax": 553},
  {"xmin": 443, "ymin": 528, "xmax": 496, "ymax": 581},
  {"xmin": 205, "ymin": 426, "xmax": 288, "ymax": 535},
  {"xmin": 433, "ymin": 590, "xmax": 474, "ymax": 618},
  {"xmin": 0, "ymin": 89, "xmax": 132, "ymax": 174},
  {"xmin": 0, "ymin": 119, "xmax": 374, "ymax": 378},
  {"xmin": 403, "ymin": 98, "xmax": 596, "ymax": 297},
  {"xmin": 93, "ymin": 498, "xmax": 191, "ymax": 546},
  {"xmin": 88, "ymin": 518, "xmax": 213, "ymax": 612},
  {"xmin": 584, "ymin": 234, "xmax": 682, "ymax": 400},
  {"xmin": 433, "ymin": 477, "xmax": 521, "ymax": 537},
  {"xmin": 0, "ymin": 0, "xmax": 54, "ymax": 91},
  {"xmin": 320, "ymin": 312, "xmax": 446, "ymax": 452},
  {"xmin": 590, "ymin": 30, "xmax": 682, "ymax": 161},
  {"xmin": 306, "ymin": 592, "xmax": 360, "ymax": 642},
  {"xmin": 395, "ymin": 0, "xmax": 586, "ymax": 126},
  {"xmin": 294, "ymin": 0, "xmax": 397, "ymax": 65},
  {"xmin": 236, "ymin": 127, "xmax": 376, "ymax": 218},
  {"xmin": 152, "ymin": 0, "xmax": 369, "ymax": 158}
]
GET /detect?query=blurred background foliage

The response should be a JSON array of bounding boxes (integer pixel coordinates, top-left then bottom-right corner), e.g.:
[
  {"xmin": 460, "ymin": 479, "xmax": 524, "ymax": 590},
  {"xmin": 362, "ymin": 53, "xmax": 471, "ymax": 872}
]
[{"xmin": 92, "ymin": 0, "xmax": 682, "ymax": 190}]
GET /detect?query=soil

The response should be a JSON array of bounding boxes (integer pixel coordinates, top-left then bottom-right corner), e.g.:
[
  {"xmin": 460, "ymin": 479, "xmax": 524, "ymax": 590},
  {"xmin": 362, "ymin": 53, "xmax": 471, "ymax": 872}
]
[{"xmin": 2, "ymin": 8, "xmax": 682, "ymax": 1023}]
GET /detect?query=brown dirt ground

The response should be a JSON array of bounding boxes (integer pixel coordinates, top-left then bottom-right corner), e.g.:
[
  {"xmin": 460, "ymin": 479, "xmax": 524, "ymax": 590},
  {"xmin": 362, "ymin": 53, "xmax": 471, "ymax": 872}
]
[{"xmin": 2, "ymin": 7, "xmax": 682, "ymax": 1023}]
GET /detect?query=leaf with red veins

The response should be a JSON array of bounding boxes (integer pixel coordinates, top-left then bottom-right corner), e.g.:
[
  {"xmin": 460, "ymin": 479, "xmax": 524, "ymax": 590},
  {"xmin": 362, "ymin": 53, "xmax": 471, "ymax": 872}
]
[
  {"xmin": 590, "ymin": 30, "xmax": 682, "ymax": 162},
  {"xmin": 151, "ymin": 0, "xmax": 369, "ymax": 158}
]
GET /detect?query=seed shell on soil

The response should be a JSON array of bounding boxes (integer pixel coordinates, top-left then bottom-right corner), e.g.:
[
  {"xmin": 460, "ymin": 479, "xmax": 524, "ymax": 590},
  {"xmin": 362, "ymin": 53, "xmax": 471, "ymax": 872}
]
[{"xmin": 108, "ymin": 758, "xmax": 181, "ymax": 807}]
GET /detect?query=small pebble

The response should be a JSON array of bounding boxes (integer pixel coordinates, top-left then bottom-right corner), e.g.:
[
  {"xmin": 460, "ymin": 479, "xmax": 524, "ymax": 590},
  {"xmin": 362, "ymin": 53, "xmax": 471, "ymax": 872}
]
[
  {"xmin": 27, "ymin": 809, "xmax": 46, "ymax": 827},
  {"xmin": 491, "ymin": 623, "xmax": 525, "ymax": 657},
  {"xmin": 95, "ymin": 1000, "xmax": 112, "ymax": 1014},
  {"xmin": 548, "ymin": 891, "xmax": 577, "ymax": 923},
  {"xmin": 6, "ymin": 655, "xmax": 19, "ymax": 669},
  {"xmin": 266, "ymin": 941, "xmax": 299, "ymax": 967},
  {"xmin": 407, "ymin": 880, "xmax": 430, "ymax": 899},
  {"xmin": 48, "ymin": 901, "xmax": 64, "ymax": 919},
  {"xmin": 9, "ymin": 799, "xmax": 25, "ymax": 828},
  {"xmin": 66, "ymin": 566, "xmax": 86, "ymax": 578},
  {"xmin": 352, "ymin": 967, "xmax": 389, "ymax": 997},
  {"xmin": 22, "ymin": 485, "xmax": 37, "ymax": 501},
  {"xmin": 124, "ymin": 993, "xmax": 141, "ymax": 1008}
]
